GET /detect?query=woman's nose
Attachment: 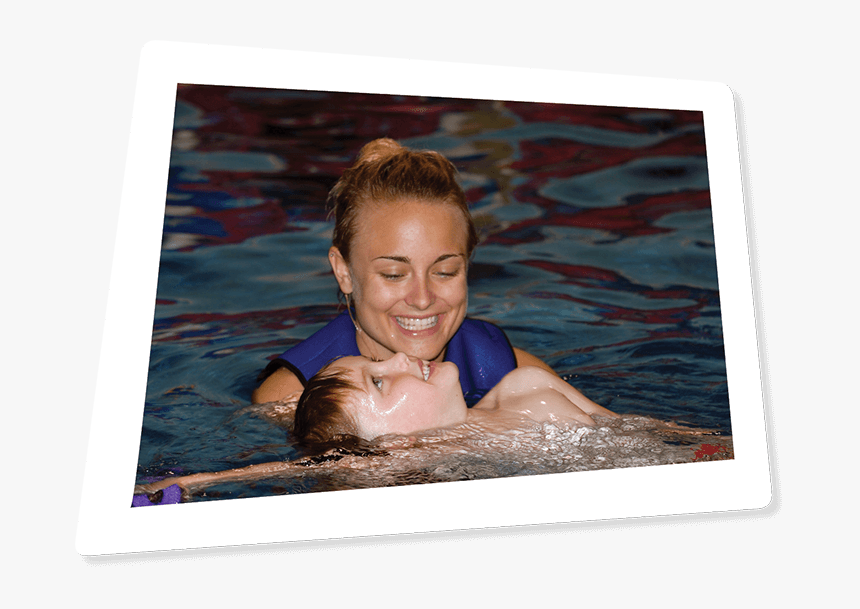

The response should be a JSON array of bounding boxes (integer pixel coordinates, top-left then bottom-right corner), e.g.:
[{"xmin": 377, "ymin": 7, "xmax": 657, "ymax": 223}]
[{"xmin": 405, "ymin": 276, "xmax": 435, "ymax": 309}]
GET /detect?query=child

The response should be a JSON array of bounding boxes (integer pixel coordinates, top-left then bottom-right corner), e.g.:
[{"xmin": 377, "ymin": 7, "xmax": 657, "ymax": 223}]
[
  {"xmin": 293, "ymin": 352, "xmax": 617, "ymax": 444},
  {"xmin": 135, "ymin": 353, "xmax": 617, "ymax": 501}
]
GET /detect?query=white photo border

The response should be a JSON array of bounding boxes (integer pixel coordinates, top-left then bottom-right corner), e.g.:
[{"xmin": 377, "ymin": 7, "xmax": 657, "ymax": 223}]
[{"xmin": 77, "ymin": 41, "xmax": 771, "ymax": 556}]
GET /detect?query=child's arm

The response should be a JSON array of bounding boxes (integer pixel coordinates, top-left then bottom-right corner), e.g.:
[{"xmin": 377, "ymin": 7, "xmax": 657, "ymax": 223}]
[{"xmin": 135, "ymin": 460, "xmax": 295, "ymax": 496}]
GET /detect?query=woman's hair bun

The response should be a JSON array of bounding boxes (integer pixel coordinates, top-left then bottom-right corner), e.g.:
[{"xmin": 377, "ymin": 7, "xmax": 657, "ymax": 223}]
[
  {"xmin": 355, "ymin": 138, "xmax": 403, "ymax": 164},
  {"xmin": 329, "ymin": 137, "xmax": 478, "ymax": 263}
]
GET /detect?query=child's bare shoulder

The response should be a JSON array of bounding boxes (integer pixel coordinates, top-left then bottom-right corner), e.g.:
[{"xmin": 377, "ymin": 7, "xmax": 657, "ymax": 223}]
[{"xmin": 497, "ymin": 366, "xmax": 561, "ymax": 394}]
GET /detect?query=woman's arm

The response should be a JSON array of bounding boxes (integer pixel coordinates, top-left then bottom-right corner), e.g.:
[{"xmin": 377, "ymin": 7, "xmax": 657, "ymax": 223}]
[
  {"xmin": 251, "ymin": 367, "xmax": 304, "ymax": 404},
  {"xmin": 513, "ymin": 347, "xmax": 558, "ymax": 375}
]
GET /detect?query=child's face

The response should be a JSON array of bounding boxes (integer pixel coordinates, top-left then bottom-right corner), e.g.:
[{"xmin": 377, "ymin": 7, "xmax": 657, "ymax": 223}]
[{"xmin": 332, "ymin": 353, "xmax": 467, "ymax": 439}]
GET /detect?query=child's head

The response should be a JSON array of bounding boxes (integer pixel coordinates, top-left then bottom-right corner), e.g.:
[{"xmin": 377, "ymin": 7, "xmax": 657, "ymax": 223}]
[
  {"xmin": 292, "ymin": 365, "xmax": 361, "ymax": 444},
  {"xmin": 293, "ymin": 353, "xmax": 468, "ymax": 443}
]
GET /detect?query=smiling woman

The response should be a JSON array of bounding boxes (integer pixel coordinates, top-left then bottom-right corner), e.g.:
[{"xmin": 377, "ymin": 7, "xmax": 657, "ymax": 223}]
[{"xmin": 252, "ymin": 138, "xmax": 565, "ymax": 407}]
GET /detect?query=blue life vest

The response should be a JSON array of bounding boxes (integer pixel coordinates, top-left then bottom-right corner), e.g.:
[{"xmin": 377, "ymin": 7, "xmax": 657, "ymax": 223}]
[{"xmin": 277, "ymin": 310, "xmax": 516, "ymax": 406}]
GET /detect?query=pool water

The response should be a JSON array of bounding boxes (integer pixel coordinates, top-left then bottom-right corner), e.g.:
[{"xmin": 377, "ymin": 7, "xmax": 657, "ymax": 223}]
[{"xmin": 135, "ymin": 86, "xmax": 732, "ymax": 501}]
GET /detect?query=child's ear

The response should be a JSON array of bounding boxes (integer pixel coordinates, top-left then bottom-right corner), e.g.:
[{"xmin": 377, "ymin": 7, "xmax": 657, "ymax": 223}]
[{"xmin": 329, "ymin": 247, "xmax": 353, "ymax": 294}]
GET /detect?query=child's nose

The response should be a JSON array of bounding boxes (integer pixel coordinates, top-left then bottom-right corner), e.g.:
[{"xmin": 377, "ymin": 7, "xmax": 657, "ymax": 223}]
[{"xmin": 392, "ymin": 352, "xmax": 411, "ymax": 369}]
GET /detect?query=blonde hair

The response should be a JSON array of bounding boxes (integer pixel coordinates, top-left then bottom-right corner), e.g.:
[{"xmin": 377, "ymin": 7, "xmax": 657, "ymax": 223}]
[{"xmin": 329, "ymin": 138, "xmax": 478, "ymax": 263}]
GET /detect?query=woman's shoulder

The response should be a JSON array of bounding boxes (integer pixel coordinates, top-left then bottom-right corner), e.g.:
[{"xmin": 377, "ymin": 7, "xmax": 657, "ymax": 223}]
[{"xmin": 251, "ymin": 367, "xmax": 304, "ymax": 404}]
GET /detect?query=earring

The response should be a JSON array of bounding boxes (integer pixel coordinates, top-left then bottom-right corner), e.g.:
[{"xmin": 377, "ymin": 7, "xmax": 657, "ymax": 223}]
[{"xmin": 345, "ymin": 293, "xmax": 360, "ymax": 332}]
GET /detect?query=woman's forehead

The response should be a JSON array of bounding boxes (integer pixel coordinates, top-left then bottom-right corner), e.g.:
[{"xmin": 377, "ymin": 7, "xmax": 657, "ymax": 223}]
[{"xmin": 352, "ymin": 200, "xmax": 468, "ymax": 251}]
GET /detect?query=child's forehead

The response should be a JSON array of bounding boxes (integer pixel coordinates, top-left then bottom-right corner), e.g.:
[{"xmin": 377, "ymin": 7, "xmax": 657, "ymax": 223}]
[
  {"xmin": 327, "ymin": 358, "xmax": 372, "ymax": 400},
  {"xmin": 333, "ymin": 365, "xmax": 379, "ymax": 423},
  {"xmin": 330, "ymin": 355, "xmax": 371, "ymax": 375}
]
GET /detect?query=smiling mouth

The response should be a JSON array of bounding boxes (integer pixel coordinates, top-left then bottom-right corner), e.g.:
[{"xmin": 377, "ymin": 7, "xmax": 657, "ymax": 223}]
[
  {"xmin": 395, "ymin": 315, "xmax": 439, "ymax": 332},
  {"xmin": 422, "ymin": 361, "xmax": 430, "ymax": 381}
]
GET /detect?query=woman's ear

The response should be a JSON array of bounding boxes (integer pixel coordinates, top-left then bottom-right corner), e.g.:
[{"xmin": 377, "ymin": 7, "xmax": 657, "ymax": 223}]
[{"xmin": 329, "ymin": 247, "xmax": 353, "ymax": 294}]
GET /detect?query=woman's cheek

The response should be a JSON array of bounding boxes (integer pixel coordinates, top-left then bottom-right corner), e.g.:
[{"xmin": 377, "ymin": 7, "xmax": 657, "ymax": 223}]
[
  {"xmin": 440, "ymin": 276, "xmax": 468, "ymax": 306},
  {"xmin": 365, "ymin": 278, "xmax": 406, "ymax": 307}
]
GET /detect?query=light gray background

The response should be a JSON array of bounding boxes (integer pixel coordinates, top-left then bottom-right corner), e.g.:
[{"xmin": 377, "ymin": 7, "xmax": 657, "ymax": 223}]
[{"xmin": 7, "ymin": 2, "xmax": 853, "ymax": 605}]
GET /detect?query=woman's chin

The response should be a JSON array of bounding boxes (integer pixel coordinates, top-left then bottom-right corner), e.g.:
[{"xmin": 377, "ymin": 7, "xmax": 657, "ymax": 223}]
[{"xmin": 392, "ymin": 337, "xmax": 447, "ymax": 362}]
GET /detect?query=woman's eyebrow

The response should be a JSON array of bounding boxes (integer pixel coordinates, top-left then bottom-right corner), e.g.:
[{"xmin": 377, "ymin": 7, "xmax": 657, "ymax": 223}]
[
  {"xmin": 373, "ymin": 255, "xmax": 410, "ymax": 263},
  {"xmin": 435, "ymin": 254, "xmax": 465, "ymax": 263},
  {"xmin": 372, "ymin": 254, "xmax": 465, "ymax": 264}
]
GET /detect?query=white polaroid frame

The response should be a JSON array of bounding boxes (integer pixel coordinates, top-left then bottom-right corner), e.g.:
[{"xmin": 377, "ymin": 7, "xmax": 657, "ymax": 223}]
[{"xmin": 77, "ymin": 41, "xmax": 771, "ymax": 556}]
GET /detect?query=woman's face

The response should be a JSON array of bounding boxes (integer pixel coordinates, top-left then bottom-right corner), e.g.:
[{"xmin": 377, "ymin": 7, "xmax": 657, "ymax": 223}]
[
  {"xmin": 333, "ymin": 353, "xmax": 468, "ymax": 439},
  {"xmin": 331, "ymin": 199, "xmax": 469, "ymax": 363}
]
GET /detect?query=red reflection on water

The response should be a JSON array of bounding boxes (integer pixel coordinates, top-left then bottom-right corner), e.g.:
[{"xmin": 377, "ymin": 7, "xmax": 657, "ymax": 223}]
[{"xmin": 692, "ymin": 443, "xmax": 730, "ymax": 461}]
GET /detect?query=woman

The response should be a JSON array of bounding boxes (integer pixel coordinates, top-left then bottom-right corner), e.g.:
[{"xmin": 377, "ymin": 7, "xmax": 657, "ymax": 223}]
[
  {"xmin": 252, "ymin": 138, "xmax": 559, "ymax": 406},
  {"xmin": 135, "ymin": 352, "xmax": 617, "ymax": 500}
]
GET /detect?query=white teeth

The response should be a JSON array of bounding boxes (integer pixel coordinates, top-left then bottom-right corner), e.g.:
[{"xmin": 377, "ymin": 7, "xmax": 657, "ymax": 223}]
[
  {"xmin": 423, "ymin": 362, "xmax": 430, "ymax": 381},
  {"xmin": 395, "ymin": 315, "xmax": 438, "ymax": 331}
]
